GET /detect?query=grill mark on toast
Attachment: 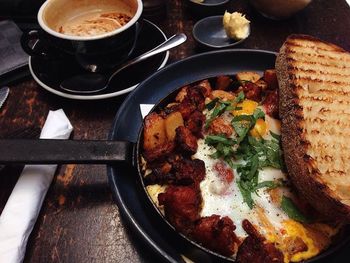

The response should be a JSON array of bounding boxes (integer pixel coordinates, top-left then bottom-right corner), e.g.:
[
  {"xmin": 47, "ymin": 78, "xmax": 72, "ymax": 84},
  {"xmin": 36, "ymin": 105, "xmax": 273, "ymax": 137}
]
[
  {"xmin": 288, "ymin": 66, "xmax": 350, "ymax": 80},
  {"xmin": 294, "ymin": 78, "xmax": 350, "ymax": 95},
  {"xmin": 286, "ymin": 35, "xmax": 345, "ymax": 52},
  {"xmin": 300, "ymin": 93, "xmax": 350, "ymax": 105},
  {"xmin": 286, "ymin": 41, "xmax": 347, "ymax": 54},
  {"xmin": 288, "ymin": 54, "xmax": 350, "ymax": 68},
  {"xmin": 286, "ymin": 49, "xmax": 350, "ymax": 65},
  {"xmin": 287, "ymin": 57, "xmax": 349, "ymax": 69},
  {"xmin": 285, "ymin": 44, "xmax": 350, "ymax": 61}
]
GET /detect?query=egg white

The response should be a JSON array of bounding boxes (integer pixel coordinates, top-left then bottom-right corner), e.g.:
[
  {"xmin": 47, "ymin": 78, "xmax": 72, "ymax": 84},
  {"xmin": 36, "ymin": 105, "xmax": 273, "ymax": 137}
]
[{"xmin": 194, "ymin": 112, "xmax": 291, "ymax": 240}]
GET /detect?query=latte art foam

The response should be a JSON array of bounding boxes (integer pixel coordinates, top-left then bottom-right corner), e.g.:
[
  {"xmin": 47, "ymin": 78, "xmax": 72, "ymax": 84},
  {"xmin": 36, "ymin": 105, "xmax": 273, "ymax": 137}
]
[{"xmin": 58, "ymin": 12, "xmax": 132, "ymax": 37}]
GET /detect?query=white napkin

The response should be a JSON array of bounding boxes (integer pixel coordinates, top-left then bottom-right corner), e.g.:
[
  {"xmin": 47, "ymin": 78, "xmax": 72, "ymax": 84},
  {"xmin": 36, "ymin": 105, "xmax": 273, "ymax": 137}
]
[
  {"xmin": 0, "ymin": 109, "xmax": 73, "ymax": 263},
  {"xmin": 140, "ymin": 104, "xmax": 154, "ymax": 119},
  {"xmin": 347, "ymin": 0, "xmax": 350, "ymax": 6}
]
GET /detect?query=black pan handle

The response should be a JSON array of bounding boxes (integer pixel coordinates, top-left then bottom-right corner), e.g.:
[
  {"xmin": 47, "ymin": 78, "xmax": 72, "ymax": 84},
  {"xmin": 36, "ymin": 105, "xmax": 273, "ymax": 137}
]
[{"xmin": 0, "ymin": 139, "xmax": 134, "ymax": 165}]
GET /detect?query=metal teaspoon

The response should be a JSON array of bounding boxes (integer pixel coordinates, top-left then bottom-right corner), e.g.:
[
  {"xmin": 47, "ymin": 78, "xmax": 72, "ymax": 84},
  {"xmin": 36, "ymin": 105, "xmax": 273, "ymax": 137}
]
[{"xmin": 60, "ymin": 33, "xmax": 187, "ymax": 94}]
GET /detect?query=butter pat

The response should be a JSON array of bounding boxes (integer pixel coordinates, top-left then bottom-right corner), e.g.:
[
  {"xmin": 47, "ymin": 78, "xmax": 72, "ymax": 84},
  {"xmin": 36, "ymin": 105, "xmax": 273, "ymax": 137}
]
[{"xmin": 223, "ymin": 11, "xmax": 250, "ymax": 40}]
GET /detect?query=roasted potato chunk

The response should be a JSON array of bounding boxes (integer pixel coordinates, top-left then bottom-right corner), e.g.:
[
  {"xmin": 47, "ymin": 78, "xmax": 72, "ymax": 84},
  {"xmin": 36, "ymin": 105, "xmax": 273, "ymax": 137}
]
[
  {"xmin": 197, "ymin": 79, "xmax": 212, "ymax": 96},
  {"xmin": 165, "ymin": 111, "xmax": 184, "ymax": 140},
  {"xmin": 175, "ymin": 86, "xmax": 188, "ymax": 102},
  {"xmin": 236, "ymin": 71, "xmax": 261, "ymax": 83},
  {"xmin": 143, "ymin": 112, "xmax": 167, "ymax": 151},
  {"xmin": 211, "ymin": 90, "xmax": 235, "ymax": 101}
]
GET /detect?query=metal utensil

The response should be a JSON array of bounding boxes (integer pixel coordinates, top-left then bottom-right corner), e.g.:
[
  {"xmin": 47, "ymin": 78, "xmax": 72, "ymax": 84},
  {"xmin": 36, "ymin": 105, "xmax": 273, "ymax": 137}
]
[
  {"xmin": 59, "ymin": 33, "xmax": 187, "ymax": 94},
  {"xmin": 0, "ymin": 86, "xmax": 9, "ymax": 109}
]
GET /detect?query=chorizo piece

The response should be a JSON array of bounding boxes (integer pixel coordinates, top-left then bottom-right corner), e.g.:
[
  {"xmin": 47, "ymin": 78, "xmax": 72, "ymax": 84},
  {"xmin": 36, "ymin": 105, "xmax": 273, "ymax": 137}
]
[
  {"xmin": 144, "ymin": 161, "xmax": 175, "ymax": 185},
  {"xmin": 242, "ymin": 82, "xmax": 262, "ymax": 102},
  {"xmin": 173, "ymin": 158, "xmax": 205, "ymax": 185},
  {"xmin": 143, "ymin": 141, "xmax": 175, "ymax": 162},
  {"xmin": 185, "ymin": 86, "xmax": 206, "ymax": 111},
  {"xmin": 208, "ymin": 117, "xmax": 233, "ymax": 137},
  {"xmin": 192, "ymin": 215, "xmax": 238, "ymax": 257},
  {"xmin": 177, "ymin": 100, "xmax": 197, "ymax": 120},
  {"xmin": 236, "ymin": 220, "xmax": 283, "ymax": 263},
  {"xmin": 216, "ymin": 75, "xmax": 232, "ymax": 90},
  {"xmin": 185, "ymin": 110, "xmax": 205, "ymax": 138},
  {"xmin": 175, "ymin": 126, "xmax": 198, "ymax": 154},
  {"xmin": 158, "ymin": 185, "xmax": 201, "ymax": 234},
  {"xmin": 263, "ymin": 89, "xmax": 279, "ymax": 119},
  {"xmin": 263, "ymin": 69, "xmax": 279, "ymax": 90}
]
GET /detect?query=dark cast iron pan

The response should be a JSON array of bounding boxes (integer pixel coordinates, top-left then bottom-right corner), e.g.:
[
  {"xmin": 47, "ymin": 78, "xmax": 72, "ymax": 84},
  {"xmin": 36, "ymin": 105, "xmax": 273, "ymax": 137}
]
[{"xmin": 0, "ymin": 49, "xmax": 349, "ymax": 263}]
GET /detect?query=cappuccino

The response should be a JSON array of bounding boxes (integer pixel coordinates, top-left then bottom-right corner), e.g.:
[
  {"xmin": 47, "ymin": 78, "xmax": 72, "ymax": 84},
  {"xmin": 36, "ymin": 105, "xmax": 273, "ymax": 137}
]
[
  {"xmin": 58, "ymin": 11, "xmax": 132, "ymax": 36},
  {"xmin": 23, "ymin": 0, "xmax": 143, "ymax": 71},
  {"xmin": 42, "ymin": 0, "xmax": 138, "ymax": 38}
]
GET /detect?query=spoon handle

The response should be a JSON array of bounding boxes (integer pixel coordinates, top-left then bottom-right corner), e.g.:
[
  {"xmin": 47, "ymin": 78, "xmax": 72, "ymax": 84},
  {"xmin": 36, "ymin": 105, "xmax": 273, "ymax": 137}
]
[{"xmin": 109, "ymin": 33, "xmax": 187, "ymax": 81}]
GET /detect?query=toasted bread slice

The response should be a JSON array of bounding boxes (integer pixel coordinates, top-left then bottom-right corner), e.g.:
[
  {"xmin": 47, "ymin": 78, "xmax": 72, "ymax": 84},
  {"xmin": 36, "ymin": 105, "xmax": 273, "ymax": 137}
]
[{"xmin": 277, "ymin": 34, "xmax": 350, "ymax": 221}]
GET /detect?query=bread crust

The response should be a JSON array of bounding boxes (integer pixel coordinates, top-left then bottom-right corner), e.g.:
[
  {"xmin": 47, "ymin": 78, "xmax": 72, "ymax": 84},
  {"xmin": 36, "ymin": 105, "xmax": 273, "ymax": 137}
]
[{"xmin": 277, "ymin": 34, "xmax": 350, "ymax": 222}]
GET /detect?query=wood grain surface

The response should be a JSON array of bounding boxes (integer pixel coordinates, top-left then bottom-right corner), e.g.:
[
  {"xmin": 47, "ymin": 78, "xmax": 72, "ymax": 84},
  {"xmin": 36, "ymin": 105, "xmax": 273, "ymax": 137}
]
[{"xmin": 1, "ymin": 0, "xmax": 350, "ymax": 262}]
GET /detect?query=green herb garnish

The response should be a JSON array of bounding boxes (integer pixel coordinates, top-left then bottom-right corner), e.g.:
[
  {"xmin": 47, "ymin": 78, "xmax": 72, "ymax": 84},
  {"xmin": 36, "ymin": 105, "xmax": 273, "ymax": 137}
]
[
  {"xmin": 203, "ymin": 91, "xmax": 285, "ymax": 208},
  {"xmin": 205, "ymin": 134, "xmax": 236, "ymax": 146},
  {"xmin": 254, "ymin": 180, "xmax": 281, "ymax": 191},
  {"xmin": 205, "ymin": 100, "xmax": 231, "ymax": 128},
  {"xmin": 205, "ymin": 135, "xmax": 237, "ymax": 167},
  {"xmin": 281, "ymin": 196, "xmax": 310, "ymax": 223},
  {"xmin": 270, "ymin": 131, "xmax": 280, "ymax": 141},
  {"xmin": 253, "ymin": 107, "xmax": 265, "ymax": 120},
  {"xmin": 205, "ymin": 97, "xmax": 219, "ymax": 111},
  {"xmin": 205, "ymin": 91, "xmax": 245, "ymax": 129},
  {"xmin": 235, "ymin": 91, "xmax": 245, "ymax": 102},
  {"xmin": 238, "ymin": 180, "xmax": 255, "ymax": 209},
  {"xmin": 231, "ymin": 108, "xmax": 265, "ymax": 144},
  {"xmin": 231, "ymin": 115, "xmax": 255, "ymax": 143}
]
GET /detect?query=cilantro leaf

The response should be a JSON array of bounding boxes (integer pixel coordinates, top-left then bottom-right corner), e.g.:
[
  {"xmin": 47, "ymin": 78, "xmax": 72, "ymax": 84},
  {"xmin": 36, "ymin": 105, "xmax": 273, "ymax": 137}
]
[
  {"xmin": 231, "ymin": 115, "xmax": 255, "ymax": 143},
  {"xmin": 281, "ymin": 196, "xmax": 310, "ymax": 223},
  {"xmin": 205, "ymin": 98, "xmax": 219, "ymax": 110},
  {"xmin": 205, "ymin": 134, "xmax": 235, "ymax": 146},
  {"xmin": 254, "ymin": 180, "xmax": 280, "ymax": 191},
  {"xmin": 238, "ymin": 180, "xmax": 254, "ymax": 209},
  {"xmin": 253, "ymin": 108, "xmax": 265, "ymax": 120},
  {"xmin": 205, "ymin": 100, "xmax": 232, "ymax": 128},
  {"xmin": 235, "ymin": 91, "xmax": 245, "ymax": 103},
  {"xmin": 270, "ymin": 131, "xmax": 280, "ymax": 141},
  {"xmin": 232, "ymin": 120, "xmax": 250, "ymax": 140},
  {"xmin": 205, "ymin": 135, "xmax": 236, "ymax": 161}
]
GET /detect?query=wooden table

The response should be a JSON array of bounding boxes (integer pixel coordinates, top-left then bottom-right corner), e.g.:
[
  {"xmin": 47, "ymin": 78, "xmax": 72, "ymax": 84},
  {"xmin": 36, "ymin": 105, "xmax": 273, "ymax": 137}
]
[{"xmin": 1, "ymin": 0, "xmax": 350, "ymax": 262}]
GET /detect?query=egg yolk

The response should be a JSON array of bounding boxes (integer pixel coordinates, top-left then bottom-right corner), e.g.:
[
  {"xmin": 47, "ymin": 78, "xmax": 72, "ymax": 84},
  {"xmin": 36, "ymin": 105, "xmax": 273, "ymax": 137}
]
[
  {"xmin": 283, "ymin": 220, "xmax": 319, "ymax": 262},
  {"xmin": 233, "ymin": 99, "xmax": 258, "ymax": 116},
  {"xmin": 250, "ymin": 118, "xmax": 267, "ymax": 137}
]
